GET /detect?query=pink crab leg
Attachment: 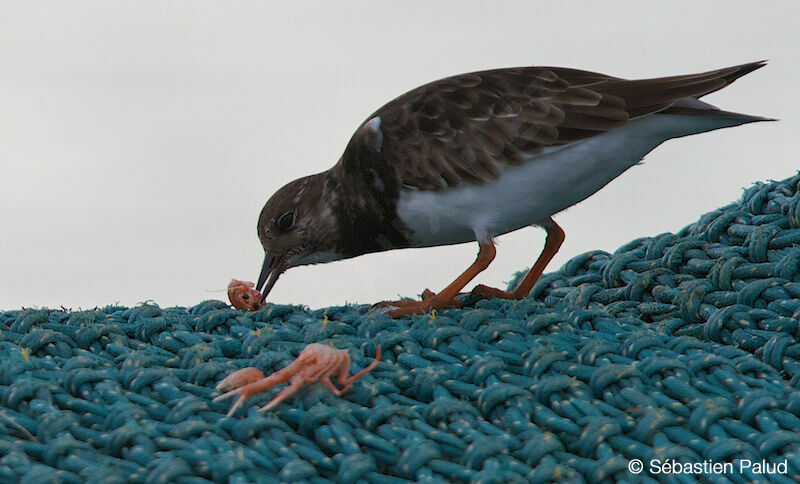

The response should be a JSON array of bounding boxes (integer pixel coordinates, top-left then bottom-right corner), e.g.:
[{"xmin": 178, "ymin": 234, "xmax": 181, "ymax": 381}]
[
  {"xmin": 320, "ymin": 346, "xmax": 381, "ymax": 397},
  {"xmin": 339, "ymin": 346, "xmax": 382, "ymax": 387},
  {"xmin": 321, "ymin": 375, "xmax": 347, "ymax": 397},
  {"xmin": 215, "ymin": 367, "xmax": 265, "ymax": 392},
  {"xmin": 213, "ymin": 366, "xmax": 298, "ymax": 416},
  {"xmin": 325, "ymin": 346, "xmax": 383, "ymax": 395},
  {"xmin": 213, "ymin": 368, "xmax": 270, "ymax": 417},
  {"xmin": 258, "ymin": 376, "xmax": 306, "ymax": 412}
]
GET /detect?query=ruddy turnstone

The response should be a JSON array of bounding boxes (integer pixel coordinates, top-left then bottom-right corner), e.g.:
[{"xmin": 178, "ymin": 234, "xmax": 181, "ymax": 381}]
[{"xmin": 254, "ymin": 61, "xmax": 771, "ymax": 317}]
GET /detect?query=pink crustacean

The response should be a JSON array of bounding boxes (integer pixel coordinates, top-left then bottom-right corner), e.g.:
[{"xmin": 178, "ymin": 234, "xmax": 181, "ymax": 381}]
[
  {"xmin": 214, "ymin": 343, "xmax": 382, "ymax": 415},
  {"xmin": 227, "ymin": 279, "xmax": 264, "ymax": 311}
]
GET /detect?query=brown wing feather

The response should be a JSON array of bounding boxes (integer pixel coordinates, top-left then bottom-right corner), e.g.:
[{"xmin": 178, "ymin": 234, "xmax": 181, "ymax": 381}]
[{"xmin": 345, "ymin": 61, "xmax": 765, "ymax": 191}]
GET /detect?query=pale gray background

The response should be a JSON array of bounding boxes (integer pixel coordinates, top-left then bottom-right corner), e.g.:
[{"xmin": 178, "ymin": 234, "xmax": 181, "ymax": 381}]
[{"xmin": 1, "ymin": 1, "xmax": 798, "ymax": 310}]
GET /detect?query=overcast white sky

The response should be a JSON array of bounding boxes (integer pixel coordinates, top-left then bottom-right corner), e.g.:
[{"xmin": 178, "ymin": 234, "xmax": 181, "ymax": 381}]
[{"xmin": 1, "ymin": 1, "xmax": 798, "ymax": 311}]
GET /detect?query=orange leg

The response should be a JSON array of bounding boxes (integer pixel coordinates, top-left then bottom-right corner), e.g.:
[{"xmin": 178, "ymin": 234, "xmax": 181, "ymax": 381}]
[
  {"xmin": 380, "ymin": 243, "xmax": 497, "ymax": 318},
  {"xmin": 472, "ymin": 218, "xmax": 564, "ymax": 301}
]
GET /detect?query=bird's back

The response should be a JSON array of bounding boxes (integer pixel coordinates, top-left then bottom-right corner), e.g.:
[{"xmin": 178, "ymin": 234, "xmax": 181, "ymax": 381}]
[{"xmin": 343, "ymin": 61, "xmax": 770, "ymax": 194}]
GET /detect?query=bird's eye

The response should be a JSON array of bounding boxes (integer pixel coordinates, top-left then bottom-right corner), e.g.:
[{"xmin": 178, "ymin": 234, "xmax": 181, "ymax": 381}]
[{"xmin": 276, "ymin": 211, "xmax": 295, "ymax": 232}]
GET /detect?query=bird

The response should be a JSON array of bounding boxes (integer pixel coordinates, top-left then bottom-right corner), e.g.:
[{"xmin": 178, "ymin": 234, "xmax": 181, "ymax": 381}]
[{"xmin": 252, "ymin": 61, "xmax": 771, "ymax": 318}]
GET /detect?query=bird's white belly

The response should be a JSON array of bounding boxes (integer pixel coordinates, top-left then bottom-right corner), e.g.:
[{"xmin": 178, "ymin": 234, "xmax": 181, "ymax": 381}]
[{"xmin": 395, "ymin": 114, "xmax": 728, "ymax": 247}]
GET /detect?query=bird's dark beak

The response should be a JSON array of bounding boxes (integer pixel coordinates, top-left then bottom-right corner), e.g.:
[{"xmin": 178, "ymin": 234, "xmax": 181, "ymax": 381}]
[{"xmin": 257, "ymin": 252, "xmax": 286, "ymax": 303}]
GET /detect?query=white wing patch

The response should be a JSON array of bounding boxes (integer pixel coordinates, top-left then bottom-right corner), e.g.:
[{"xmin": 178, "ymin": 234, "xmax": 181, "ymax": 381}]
[{"xmin": 364, "ymin": 116, "xmax": 383, "ymax": 152}]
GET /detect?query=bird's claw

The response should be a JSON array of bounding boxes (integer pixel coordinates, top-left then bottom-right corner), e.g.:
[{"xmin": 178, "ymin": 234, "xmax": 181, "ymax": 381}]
[
  {"xmin": 385, "ymin": 296, "xmax": 461, "ymax": 318},
  {"xmin": 371, "ymin": 288, "xmax": 437, "ymax": 309},
  {"xmin": 470, "ymin": 284, "xmax": 519, "ymax": 301}
]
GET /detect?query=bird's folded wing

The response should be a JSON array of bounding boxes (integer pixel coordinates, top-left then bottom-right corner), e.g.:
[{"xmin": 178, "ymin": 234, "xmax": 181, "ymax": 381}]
[{"xmin": 342, "ymin": 62, "xmax": 764, "ymax": 191}]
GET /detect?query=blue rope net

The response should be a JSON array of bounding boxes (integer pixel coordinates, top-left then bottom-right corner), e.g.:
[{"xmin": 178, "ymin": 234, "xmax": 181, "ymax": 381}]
[{"xmin": 3, "ymin": 174, "xmax": 800, "ymax": 483}]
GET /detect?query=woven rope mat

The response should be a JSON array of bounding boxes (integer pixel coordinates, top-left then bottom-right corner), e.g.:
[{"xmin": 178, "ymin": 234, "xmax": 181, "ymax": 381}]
[{"xmin": 3, "ymin": 174, "xmax": 800, "ymax": 483}]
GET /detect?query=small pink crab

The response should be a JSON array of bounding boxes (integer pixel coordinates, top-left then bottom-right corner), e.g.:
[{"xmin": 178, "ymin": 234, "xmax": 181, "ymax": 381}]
[
  {"xmin": 214, "ymin": 343, "xmax": 382, "ymax": 415},
  {"xmin": 228, "ymin": 279, "xmax": 264, "ymax": 311}
]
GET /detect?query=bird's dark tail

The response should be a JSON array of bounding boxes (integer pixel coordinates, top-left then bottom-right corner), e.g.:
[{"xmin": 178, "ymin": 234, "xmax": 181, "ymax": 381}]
[
  {"xmin": 696, "ymin": 60, "xmax": 768, "ymax": 98},
  {"xmin": 656, "ymin": 60, "xmax": 776, "ymax": 123}
]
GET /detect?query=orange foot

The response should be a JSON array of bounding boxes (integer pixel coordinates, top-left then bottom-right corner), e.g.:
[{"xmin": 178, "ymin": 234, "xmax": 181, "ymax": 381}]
[
  {"xmin": 373, "ymin": 242, "xmax": 499, "ymax": 318},
  {"xmin": 373, "ymin": 289, "xmax": 462, "ymax": 318},
  {"xmin": 470, "ymin": 284, "xmax": 524, "ymax": 301}
]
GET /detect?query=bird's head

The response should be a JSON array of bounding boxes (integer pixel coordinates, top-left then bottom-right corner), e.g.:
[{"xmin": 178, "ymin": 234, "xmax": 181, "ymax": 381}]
[{"xmin": 255, "ymin": 173, "xmax": 343, "ymax": 302}]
